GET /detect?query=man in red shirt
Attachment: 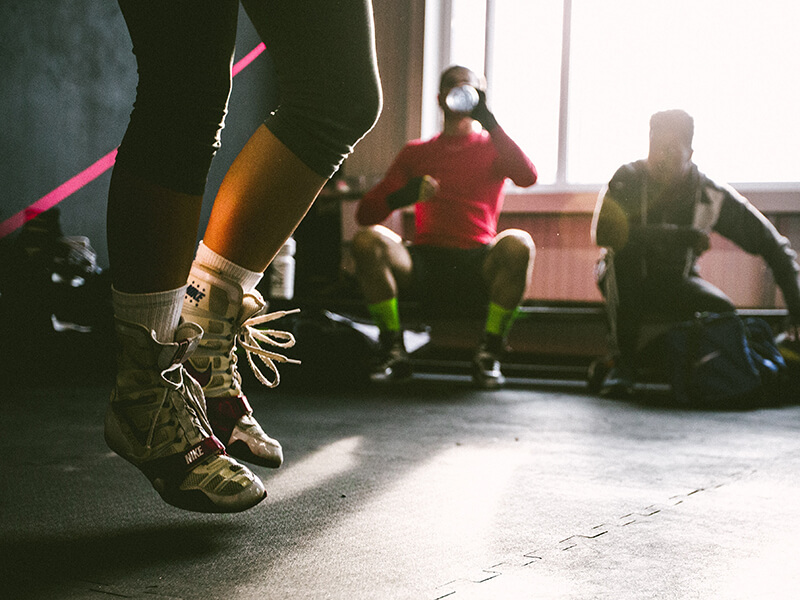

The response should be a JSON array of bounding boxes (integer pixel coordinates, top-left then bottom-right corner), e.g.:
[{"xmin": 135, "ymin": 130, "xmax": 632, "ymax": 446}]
[{"xmin": 352, "ymin": 65, "xmax": 538, "ymax": 388}]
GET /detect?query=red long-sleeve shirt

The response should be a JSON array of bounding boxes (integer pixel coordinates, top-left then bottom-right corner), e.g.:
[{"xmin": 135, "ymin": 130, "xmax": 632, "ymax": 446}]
[{"xmin": 356, "ymin": 126, "xmax": 537, "ymax": 249}]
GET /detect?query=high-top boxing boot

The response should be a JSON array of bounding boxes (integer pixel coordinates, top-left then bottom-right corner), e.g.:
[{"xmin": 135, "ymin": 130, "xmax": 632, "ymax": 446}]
[
  {"xmin": 105, "ymin": 318, "xmax": 267, "ymax": 512},
  {"xmin": 183, "ymin": 264, "xmax": 299, "ymax": 468}
]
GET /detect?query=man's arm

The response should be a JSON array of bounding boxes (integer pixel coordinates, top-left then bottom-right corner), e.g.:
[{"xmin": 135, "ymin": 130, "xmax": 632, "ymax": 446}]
[
  {"xmin": 591, "ymin": 189, "xmax": 630, "ymax": 250},
  {"xmin": 471, "ymin": 91, "xmax": 538, "ymax": 188},
  {"xmin": 713, "ymin": 187, "xmax": 800, "ymax": 321},
  {"xmin": 356, "ymin": 146, "xmax": 423, "ymax": 226},
  {"xmin": 592, "ymin": 179, "xmax": 709, "ymax": 254}
]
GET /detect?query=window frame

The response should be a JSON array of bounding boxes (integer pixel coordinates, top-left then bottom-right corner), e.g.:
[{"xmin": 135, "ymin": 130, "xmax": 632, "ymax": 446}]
[{"xmin": 420, "ymin": 0, "xmax": 800, "ymax": 209}]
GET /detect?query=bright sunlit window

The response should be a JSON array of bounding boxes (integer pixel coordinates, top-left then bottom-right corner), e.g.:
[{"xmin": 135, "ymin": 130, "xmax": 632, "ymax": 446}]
[
  {"xmin": 449, "ymin": 0, "xmax": 487, "ymax": 76},
  {"xmin": 445, "ymin": 0, "xmax": 800, "ymax": 186}
]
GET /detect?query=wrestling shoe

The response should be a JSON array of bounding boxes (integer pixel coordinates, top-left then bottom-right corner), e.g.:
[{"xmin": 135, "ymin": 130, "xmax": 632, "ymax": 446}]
[
  {"xmin": 472, "ymin": 333, "xmax": 506, "ymax": 389},
  {"xmin": 105, "ymin": 318, "xmax": 266, "ymax": 513},
  {"xmin": 370, "ymin": 330, "xmax": 412, "ymax": 382},
  {"xmin": 183, "ymin": 264, "xmax": 299, "ymax": 468}
]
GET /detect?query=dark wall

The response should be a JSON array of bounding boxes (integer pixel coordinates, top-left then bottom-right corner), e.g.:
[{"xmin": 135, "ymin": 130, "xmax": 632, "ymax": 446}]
[{"xmin": 0, "ymin": 0, "xmax": 277, "ymax": 269}]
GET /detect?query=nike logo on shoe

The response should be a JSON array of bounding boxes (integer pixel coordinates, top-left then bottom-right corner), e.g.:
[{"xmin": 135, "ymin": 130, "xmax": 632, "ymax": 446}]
[
  {"xmin": 184, "ymin": 445, "xmax": 206, "ymax": 465},
  {"xmin": 185, "ymin": 283, "xmax": 207, "ymax": 306},
  {"xmin": 185, "ymin": 362, "xmax": 213, "ymax": 388}
]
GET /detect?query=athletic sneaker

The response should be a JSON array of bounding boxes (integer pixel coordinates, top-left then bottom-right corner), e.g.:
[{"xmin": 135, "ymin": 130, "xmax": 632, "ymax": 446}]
[
  {"xmin": 599, "ymin": 363, "xmax": 636, "ymax": 398},
  {"xmin": 472, "ymin": 333, "xmax": 506, "ymax": 389},
  {"xmin": 183, "ymin": 264, "xmax": 298, "ymax": 468},
  {"xmin": 370, "ymin": 330, "xmax": 412, "ymax": 382},
  {"xmin": 105, "ymin": 318, "xmax": 266, "ymax": 513}
]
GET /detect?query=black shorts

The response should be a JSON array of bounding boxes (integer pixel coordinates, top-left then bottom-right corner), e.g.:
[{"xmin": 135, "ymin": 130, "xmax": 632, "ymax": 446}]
[{"xmin": 404, "ymin": 244, "xmax": 490, "ymax": 317}]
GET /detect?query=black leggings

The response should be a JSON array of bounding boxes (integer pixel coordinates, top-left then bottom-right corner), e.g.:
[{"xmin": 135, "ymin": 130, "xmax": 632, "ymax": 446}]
[{"xmin": 115, "ymin": 0, "xmax": 382, "ymax": 195}]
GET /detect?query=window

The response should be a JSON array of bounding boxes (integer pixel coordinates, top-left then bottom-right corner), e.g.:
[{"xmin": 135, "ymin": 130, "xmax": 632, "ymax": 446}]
[
  {"xmin": 439, "ymin": 0, "xmax": 800, "ymax": 187},
  {"xmin": 449, "ymin": 0, "xmax": 487, "ymax": 76}
]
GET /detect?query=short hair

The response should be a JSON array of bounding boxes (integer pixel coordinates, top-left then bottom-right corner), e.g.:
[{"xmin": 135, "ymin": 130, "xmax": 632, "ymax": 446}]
[
  {"xmin": 649, "ymin": 109, "xmax": 694, "ymax": 147},
  {"xmin": 439, "ymin": 65, "xmax": 483, "ymax": 95}
]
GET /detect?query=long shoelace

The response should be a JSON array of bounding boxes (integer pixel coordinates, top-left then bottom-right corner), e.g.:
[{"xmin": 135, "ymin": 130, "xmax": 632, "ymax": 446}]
[
  {"xmin": 236, "ymin": 308, "xmax": 302, "ymax": 389},
  {"xmin": 146, "ymin": 360, "xmax": 211, "ymax": 450}
]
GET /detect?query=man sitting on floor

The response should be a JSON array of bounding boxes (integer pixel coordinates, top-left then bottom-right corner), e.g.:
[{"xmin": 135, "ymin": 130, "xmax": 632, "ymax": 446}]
[
  {"xmin": 351, "ymin": 65, "xmax": 538, "ymax": 388},
  {"xmin": 591, "ymin": 109, "xmax": 800, "ymax": 397}
]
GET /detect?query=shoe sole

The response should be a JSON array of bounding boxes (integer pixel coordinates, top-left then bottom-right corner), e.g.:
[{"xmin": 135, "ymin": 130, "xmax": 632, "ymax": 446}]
[
  {"xmin": 205, "ymin": 396, "xmax": 284, "ymax": 469},
  {"xmin": 105, "ymin": 405, "xmax": 267, "ymax": 513},
  {"xmin": 227, "ymin": 439, "xmax": 283, "ymax": 469},
  {"xmin": 152, "ymin": 475, "xmax": 266, "ymax": 514}
]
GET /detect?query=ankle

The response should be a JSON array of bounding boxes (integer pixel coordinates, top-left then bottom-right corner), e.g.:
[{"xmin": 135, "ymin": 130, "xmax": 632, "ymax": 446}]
[
  {"xmin": 379, "ymin": 329, "xmax": 404, "ymax": 350},
  {"xmin": 112, "ymin": 286, "xmax": 184, "ymax": 343},
  {"xmin": 480, "ymin": 332, "xmax": 505, "ymax": 355},
  {"xmin": 195, "ymin": 241, "xmax": 263, "ymax": 294}
]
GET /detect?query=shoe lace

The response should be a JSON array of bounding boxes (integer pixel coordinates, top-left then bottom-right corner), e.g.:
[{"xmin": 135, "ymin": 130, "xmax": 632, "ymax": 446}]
[
  {"xmin": 236, "ymin": 308, "xmax": 302, "ymax": 389},
  {"xmin": 145, "ymin": 362, "xmax": 213, "ymax": 450}
]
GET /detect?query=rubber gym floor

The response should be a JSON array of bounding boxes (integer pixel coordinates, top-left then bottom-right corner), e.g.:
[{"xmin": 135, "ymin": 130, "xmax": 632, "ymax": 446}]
[{"xmin": 3, "ymin": 355, "xmax": 800, "ymax": 600}]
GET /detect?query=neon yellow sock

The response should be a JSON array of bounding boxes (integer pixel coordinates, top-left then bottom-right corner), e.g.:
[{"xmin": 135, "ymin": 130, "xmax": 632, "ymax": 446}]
[
  {"xmin": 484, "ymin": 302, "xmax": 519, "ymax": 338},
  {"xmin": 368, "ymin": 297, "xmax": 401, "ymax": 332}
]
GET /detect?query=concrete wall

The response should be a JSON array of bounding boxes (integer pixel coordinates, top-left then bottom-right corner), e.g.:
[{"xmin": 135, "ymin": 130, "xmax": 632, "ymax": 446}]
[{"xmin": 1, "ymin": 0, "xmax": 276, "ymax": 269}]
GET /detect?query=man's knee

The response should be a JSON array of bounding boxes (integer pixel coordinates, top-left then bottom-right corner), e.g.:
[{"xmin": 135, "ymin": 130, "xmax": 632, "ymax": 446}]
[
  {"xmin": 350, "ymin": 226, "xmax": 388, "ymax": 265},
  {"xmin": 688, "ymin": 278, "xmax": 735, "ymax": 313},
  {"xmin": 494, "ymin": 229, "xmax": 535, "ymax": 269}
]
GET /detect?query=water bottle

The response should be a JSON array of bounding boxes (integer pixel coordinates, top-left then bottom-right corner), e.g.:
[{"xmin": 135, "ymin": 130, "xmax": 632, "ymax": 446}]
[
  {"xmin": 269, "ymin": 237, "xmax": 296, "ymax": 300},
  {"xmin": 445, "ymin": 84, "xmax": 479, "ymax": 114}
]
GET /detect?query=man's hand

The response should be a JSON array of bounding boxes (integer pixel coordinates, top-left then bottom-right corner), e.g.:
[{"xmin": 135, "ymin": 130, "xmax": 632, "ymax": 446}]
[
  {"xmin": 681, "ymin": 228, "xmax": 711, "ymax": 254},
  {"xmin": 471, "ymin": 89, "xmax": 499, "ymax": 131},
  {"xmin": 386, "ymin": 175, "xmax": 439, "ymax": 210},
  {"xmin": 646, "ymin": 225, "xmax": 710, "ymax": 254},
  {"xmin": 417, "ymin": 175, "xmax": 439, "ymax": 202}
]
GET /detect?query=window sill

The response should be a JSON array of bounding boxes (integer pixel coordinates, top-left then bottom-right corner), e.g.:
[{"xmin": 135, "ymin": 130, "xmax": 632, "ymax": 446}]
[{"xmin": 501, "ymin": 182, "xmax": 800, "ymax": 214}]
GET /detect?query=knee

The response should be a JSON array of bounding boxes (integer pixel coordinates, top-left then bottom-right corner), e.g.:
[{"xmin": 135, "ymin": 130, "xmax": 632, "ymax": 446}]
[
  {"xmin": 315, "ymin": 71, "xmax": 382, "ymax": 159},
  {"xmin": 708, "ymin": 293, "xmax": 735, "ymax": 314},
  {"xmin": 133, "ymin": 61, "xmax": 231, "ymax": 141},
  {"xmin": 350, "ymin": 227, "xmax": 386, "ymax": 265},
  {"xmin": 271, "ymin": 70, "xmax": 382, "ymax": 178},
  {"xmin": 328, "ymin": 73, "xmax": 383, "ymax": 144},
  {"xmin": 498, "ymin": 230, "xmax": 535, "ymax": 270}
]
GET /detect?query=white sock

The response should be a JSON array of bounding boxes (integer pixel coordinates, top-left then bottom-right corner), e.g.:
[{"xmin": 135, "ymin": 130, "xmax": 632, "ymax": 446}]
[
  {"xmin": 195, "ymin": 240, "xmax": 263, "ymax": 294},
  {"xmin": 112, "ymin": 286, "xmax": 184, "ymax": 342}
]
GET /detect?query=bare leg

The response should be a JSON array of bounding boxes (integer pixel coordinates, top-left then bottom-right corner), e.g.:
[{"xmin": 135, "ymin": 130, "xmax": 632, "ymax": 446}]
[
  {"xmin": 350, "ymin": 225, "xmax": 414, "ymax": 382},
  {"xmin": 482, "ymin": 229, "xmax": 535, "ymax": 309},
  {"xmin": 350, "ymin": 225, "xmax": 414, "ymax": 303},
  {"xmin": 203, "ymin": 125, "xmax": 327, "ymax": 272},
  {"xmin": 472, "ymin": 229, "xmax": 534, "ymax": 389}
]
